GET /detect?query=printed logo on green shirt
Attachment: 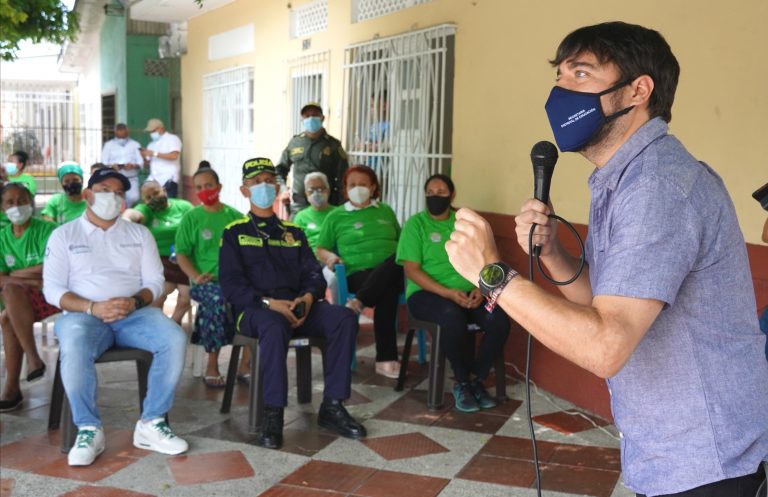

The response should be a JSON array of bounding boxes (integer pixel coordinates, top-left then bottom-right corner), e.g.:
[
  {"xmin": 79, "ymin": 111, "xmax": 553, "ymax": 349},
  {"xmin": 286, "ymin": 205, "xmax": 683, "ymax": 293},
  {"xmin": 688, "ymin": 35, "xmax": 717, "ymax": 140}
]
[
  {"xmin": 5, "ymin": 255, "xmax": 15, "ymax": 267},
  {"xmin": 430, "ymin": 232, "xmax": 442, "ymax": 243},
  {"xmin": 238, "ymin": 234, "xmax": 264, "ymax": 247},
  {"xmin": 353, "ymin": 222, "xmax": 364, "ymax": 230},
  {"xmin": 201, "ymin": 229, "xmax": 213, "ymax": 241}
]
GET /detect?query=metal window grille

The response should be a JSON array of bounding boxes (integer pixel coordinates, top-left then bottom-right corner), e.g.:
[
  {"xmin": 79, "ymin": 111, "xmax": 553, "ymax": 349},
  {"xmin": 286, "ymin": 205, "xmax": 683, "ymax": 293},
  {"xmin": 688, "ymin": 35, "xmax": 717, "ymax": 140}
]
[
  {"xmin": 202, "ymin": 66, "xmax": 254, "ymax": 211},
  {"xmin": 291, "ymin": 0, "xmax": 328, "ymax": 38},
  {"xmin": 352, "ymin": 0, "xmax": 433, "ymax": 23},
  {"xmin": 288, "ymin": 51, "xmax": 330, "ymax": 136},
  {"xmin": 144, "ymin": 59, "xmax": 170, "ymax": 77},
  {"xmin": 0, "ymin": 81, "xmax": 101, "ymax": 194},
  {"xmin": 342, "ymin": 24, "xmax": 455, "ymax": 223}
]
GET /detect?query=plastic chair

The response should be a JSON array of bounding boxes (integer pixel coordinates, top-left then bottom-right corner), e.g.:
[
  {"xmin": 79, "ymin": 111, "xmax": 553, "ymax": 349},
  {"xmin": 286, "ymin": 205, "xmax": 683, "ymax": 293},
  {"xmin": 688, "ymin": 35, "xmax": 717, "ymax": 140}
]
[
  {"xmin": 395, "ymin": 309, "xmax": 507, "ymax": 411},
  {"xmin": 48, "ymin": 347, "xmax": 156, "ymax": 453},
  {"xmin": 220, "ymin": 333, "xmax": 326, "ymax": 435},
  {"xmin": 333, "ymin": 263, "xmax": 427, "ymax": 370}
]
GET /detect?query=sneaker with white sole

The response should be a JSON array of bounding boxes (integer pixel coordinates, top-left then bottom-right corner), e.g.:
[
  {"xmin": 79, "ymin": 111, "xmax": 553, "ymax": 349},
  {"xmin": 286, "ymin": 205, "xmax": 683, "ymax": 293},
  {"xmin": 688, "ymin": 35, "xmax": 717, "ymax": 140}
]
[
  {"xmin": 133, "ymin": 418, "xmax": 188, "ymax": 455},
  {"xmin": 68, "ymin": 426, "xmax": 105, "ymax": 466}
]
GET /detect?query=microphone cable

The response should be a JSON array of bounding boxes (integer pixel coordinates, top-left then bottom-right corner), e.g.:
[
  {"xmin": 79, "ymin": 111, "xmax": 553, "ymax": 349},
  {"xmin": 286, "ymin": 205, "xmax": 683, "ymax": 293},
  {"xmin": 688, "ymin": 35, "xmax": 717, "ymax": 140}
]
[{"xmin": 524, "ymin": 214, "xmax": 586, "ymax": 497}]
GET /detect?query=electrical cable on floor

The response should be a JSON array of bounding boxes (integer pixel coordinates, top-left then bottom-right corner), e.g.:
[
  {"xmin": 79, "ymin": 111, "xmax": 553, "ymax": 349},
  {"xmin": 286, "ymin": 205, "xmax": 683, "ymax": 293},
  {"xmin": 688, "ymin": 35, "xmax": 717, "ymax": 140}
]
[{"xmin": 525, "ymin": 214, "xmax": 586, "ymax": 497}]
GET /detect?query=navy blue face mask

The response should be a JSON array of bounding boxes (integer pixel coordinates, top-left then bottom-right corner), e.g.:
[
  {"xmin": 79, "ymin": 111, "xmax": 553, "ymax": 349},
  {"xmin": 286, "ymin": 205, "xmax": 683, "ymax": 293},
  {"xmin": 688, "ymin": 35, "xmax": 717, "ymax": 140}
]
[{"xmin": 544, "ymin": 80, "xmax": 634, "ymax": 152}]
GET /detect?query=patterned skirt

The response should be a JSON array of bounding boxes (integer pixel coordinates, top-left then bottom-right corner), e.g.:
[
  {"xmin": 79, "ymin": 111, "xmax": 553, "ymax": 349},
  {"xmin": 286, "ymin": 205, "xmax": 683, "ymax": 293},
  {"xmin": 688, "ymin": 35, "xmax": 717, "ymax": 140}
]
[{"xmin": 189, "ymin": 282, "xmax": 234, "ymax": 353}]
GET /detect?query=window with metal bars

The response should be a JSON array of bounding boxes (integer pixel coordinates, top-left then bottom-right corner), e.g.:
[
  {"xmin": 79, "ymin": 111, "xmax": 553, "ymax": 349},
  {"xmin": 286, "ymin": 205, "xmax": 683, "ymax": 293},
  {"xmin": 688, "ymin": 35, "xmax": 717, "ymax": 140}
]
[
  {"xmin": 342, "ymin": 24, "xmax": 455, "ymax": 223},
  {"xmin": 287, "ymin": 51, "xmax": 330, "ymax": 135},
  {"xmin": 201, "ymin": 66, "xmax": 254, "ymax": 211}
]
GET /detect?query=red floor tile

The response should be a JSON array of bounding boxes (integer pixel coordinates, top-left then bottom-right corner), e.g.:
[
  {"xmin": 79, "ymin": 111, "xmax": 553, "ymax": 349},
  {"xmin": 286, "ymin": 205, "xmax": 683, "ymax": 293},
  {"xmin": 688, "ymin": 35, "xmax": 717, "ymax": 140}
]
[
  {"xmin": 373, "ymin": 390, "xmax": 451, "ymax": 426},
  {"xmin": 479, "ymin": 435, "xmax": 559, "ymax": 461},
  {"xmin": 279, "ymin": 428, "xmax": 338, "ymax": 457},
  {"xmin": 259, "ymin": 486, "xmax": 345, "ymax": 497},
  {"xmin": 0, "ymin": 437, "xmax": 70, "ymax": 472},
  {"xmin": 167, "ymin": 450, "xmax": 254, "ymax": 485},
  {"xmin": 59, "ymin": 486, "xmax": 156, "ymax": 497},
  {"xmin": 360, "ymin": 432, "xmax": 449, "ymax": 460},
  {"xmin": 539, "ymin": 463, "xmax": 621, "ymax": 497},
  {"xmin": 547, "ymin": 443, "xmax": 621, "ymax": 471},
  {"xmin": 457, "ymin": 454, "xmax": 536, "ymax": 487},
  {"xmin": 352, "ymin": 470, "xmax": 449, "ymax": 497},
  {"xmin": 533, "ymin": 410, "xmax": 609, "ymax": 434},
  {"xmin": 0, "ymin": 478, "xmax": 14, "ymax": 497},
  {"xmin": 281, "ymin": 460, "xmax": 375, "ymax": 493},
  {"xmin": 432, "ymin": 410, "xmax": 509, "ymax": 434}
]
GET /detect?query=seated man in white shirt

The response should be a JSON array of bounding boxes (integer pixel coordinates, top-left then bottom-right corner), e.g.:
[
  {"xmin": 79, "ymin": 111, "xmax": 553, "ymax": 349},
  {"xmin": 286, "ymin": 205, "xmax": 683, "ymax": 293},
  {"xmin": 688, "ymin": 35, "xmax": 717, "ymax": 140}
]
[
  {"xmin": 43, "ymin": 168, "xmax": 189, "ymax": 467},
  {"xmin": 141, "ymin": 118, "xmax": 182, "ymax": 198}
]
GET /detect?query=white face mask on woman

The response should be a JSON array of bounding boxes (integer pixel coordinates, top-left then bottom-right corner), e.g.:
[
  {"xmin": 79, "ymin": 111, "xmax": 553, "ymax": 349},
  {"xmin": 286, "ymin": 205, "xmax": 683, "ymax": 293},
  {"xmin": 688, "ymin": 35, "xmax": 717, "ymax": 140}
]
[
  {"xmin": 347, "ymin": 186, "xmax": 371, "ymax": 205},
  {"xmin": 5, "ymin": 204, "xmax": 33, "ymax": 225},
  {"xmin": 90, "ymin": 192, "xmax": 123, "ymax": 220}
]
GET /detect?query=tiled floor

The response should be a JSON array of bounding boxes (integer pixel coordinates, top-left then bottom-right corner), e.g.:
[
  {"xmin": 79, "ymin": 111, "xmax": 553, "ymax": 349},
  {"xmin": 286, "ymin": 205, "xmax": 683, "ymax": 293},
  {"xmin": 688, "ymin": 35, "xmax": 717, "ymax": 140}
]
[{"xmin": 0, "ymin": 299, "xmax": 633, "ymax": 497}]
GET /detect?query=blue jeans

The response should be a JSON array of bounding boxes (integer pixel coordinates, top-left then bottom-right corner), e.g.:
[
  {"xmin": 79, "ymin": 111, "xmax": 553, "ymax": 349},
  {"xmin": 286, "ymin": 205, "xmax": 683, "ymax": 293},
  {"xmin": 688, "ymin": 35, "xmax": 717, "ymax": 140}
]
[{"xmin": 54, "ymin": 307, "xmax": 187, "ymax": 428}]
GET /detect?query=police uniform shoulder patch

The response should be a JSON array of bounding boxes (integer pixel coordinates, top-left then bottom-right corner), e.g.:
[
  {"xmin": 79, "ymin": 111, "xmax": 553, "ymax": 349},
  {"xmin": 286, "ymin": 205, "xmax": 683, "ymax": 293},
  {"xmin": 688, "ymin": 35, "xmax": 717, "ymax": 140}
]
[
  {"xmin": 224, "ymin": 217, "xmax": 249, "ymax": 231},
  {"xmin": 322, "ymin": 146, "xmax": 332, "ymax": 156},
  {"xmin": 281, "ymin": 220, "xmax": 300, "ymax": 228}
]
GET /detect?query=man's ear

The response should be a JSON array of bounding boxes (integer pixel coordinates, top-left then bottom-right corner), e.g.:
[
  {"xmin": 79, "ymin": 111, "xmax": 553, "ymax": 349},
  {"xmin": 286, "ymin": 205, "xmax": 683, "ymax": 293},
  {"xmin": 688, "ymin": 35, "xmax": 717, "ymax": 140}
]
[
  {"xmin": 82, "ymin": 188, "xmax": 93, "ymax": 204},
  {"xmin": 630, "ymin": 75, "xmax": 654, "ymax": 108},
  {"xmin": 274, "ymin": 183, "xmax": 281, "ymax": 196},
  {"xmin": 239, "ymin": 185, "xmax": 250, "ymax": 198}
]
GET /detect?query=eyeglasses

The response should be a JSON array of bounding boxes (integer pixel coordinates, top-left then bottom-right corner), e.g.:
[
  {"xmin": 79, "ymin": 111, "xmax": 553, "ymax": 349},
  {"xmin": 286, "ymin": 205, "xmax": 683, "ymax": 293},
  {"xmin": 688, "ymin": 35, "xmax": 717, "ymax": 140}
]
[{"xmin": 307, "ymin": 187, "xmax": 328, "ymax": 194}]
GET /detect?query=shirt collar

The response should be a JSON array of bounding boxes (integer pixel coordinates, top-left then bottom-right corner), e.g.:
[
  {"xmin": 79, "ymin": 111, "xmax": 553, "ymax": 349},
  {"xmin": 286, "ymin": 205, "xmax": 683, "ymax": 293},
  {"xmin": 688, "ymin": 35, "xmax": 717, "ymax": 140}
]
[
  {"xmin": 344, "ymin": 199, "xmax": 379, "ymax": 211},
  {"xmin": 79, "ymin": 211, "xmax": 121, "ymax": 234},
  {"xmin": 588, "ymin": 117, "xmax": 668, "ymax": 192}
]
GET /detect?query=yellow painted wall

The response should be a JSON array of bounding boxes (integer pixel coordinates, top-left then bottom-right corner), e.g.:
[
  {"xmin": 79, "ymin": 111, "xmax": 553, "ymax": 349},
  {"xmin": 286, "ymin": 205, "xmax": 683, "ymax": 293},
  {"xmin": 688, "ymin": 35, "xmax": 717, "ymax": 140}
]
[{"xmin": 182, "ymin": 0, "xmax": 768, "ymax": 243}]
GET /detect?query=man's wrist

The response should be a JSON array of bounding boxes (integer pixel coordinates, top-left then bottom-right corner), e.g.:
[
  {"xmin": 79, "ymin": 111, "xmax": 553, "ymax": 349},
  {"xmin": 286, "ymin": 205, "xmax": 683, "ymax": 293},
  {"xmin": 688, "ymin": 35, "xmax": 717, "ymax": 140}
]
[
  {"xmin": 133, "ymin": 295, "xmax": 145, "ymax": 310},
  {"xmin": 85, "ymin": 300, "xmax": 94, "ymax": 315},
  {"xmin": 153, "ymin": 151, "xmax": 159, "ymax": 158}
]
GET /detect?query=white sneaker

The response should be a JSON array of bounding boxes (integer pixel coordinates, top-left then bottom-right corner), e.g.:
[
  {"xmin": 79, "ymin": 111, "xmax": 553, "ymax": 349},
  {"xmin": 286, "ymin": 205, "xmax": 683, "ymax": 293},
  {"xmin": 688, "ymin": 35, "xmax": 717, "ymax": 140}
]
[
  {"xmin": 133, "ymin": 418, "xmax": 188, "ymax": 455},
  {"xmin": 68, "ymin": 426, "xmax": 105, "ymax": 466}
]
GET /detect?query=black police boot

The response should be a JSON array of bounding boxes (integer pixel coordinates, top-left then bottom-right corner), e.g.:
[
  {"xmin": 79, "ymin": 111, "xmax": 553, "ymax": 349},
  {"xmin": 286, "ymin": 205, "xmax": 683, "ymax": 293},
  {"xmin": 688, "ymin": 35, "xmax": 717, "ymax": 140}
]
[
  {"xmin": 317, "ymin": 398, "xmax": 367, "ymax": 439},
  {"xmin": 258, "ymin": 406, "xmax": 284, "ymax": 449}
]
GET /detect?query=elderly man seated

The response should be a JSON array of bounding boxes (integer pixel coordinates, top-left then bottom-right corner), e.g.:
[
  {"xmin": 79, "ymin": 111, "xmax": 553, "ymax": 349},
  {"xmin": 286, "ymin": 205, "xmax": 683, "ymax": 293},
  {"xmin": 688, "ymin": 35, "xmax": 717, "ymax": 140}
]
[
  {"xmin": 43, "ymin": 168, "xmax": 188, "ymax": 467},
  {"xmin": 219, "ymin": 157, "xmax": 366, "ymax": 449}
]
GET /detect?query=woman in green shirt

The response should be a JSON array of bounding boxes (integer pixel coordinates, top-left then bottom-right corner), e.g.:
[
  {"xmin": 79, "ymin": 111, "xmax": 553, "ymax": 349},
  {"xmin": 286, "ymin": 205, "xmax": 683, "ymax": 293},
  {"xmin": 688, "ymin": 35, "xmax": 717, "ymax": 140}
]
[
  {"xmin": 41, "ymin": 162, "xmax": 88, "ymax": 225},
  {"xmin": 396, "ymin": 174, "xmax": 510, "ymax": 413},
  {"xmin": 176, "ymin": 167, "xmax": 246, "ymax": 387},
  {"xmin": 316, "ymin": 165, "xmax": 403, "ymax": 378},
  {"xmin": 4, "ymin": 150, "xmax": 37, "ymax": 196},
  {"xmin": 0, "ymin": 183, "xmax": 59, "ymax": 412}
]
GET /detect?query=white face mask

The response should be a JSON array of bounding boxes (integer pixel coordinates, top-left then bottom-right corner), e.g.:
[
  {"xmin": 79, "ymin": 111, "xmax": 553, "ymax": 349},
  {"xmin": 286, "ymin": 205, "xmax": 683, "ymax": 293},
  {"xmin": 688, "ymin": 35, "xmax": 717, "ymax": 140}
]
[
  {"xmin": 347, "ymin": 186, "xmax": 371, "ymax": 205},
  {"xmin": 150, "ymin": 131, "xmax": 161, "ymax": 141},
  {"xmin": 308, "ymin": 191, "xmax": 329, "ymax": 208},
  {"xmin": 90, "ymin": 192, "xmax": 123, "ymax": 220},
  {"xmin": 5, "ymin": 204, "xmax": 33, "ymax": 225}
]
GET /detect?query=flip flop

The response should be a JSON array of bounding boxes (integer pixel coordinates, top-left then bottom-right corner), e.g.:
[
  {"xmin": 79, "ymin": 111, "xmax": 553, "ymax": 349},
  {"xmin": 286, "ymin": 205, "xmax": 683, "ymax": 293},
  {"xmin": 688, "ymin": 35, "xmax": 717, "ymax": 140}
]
[
  {"xmin": 202, "ymin": 375, "xmax": 226, "ymax": 388},
  {"xmin": 237, "ymin": 373, "xmax": 251, "ymax": 385},
  {"xmin": 26, "ymin": 364, "xmax": 46, "ymax": 382}
]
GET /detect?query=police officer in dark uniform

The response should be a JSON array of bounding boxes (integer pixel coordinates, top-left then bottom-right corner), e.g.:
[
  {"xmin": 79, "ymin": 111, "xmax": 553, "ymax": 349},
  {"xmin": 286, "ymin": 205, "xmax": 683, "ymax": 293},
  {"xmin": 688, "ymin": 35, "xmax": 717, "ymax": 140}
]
[
  {"xmin": 219, "ymin": 157, "xmax": 365, "ymax": 449},
  {"xmin": 277, "ymin": 103, "xmax": 349, "ymax": 215}
]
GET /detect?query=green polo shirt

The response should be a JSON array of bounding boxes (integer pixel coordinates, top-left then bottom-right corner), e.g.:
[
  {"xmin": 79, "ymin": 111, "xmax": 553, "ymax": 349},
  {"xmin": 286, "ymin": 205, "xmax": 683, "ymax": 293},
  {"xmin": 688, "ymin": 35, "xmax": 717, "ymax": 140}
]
[
  {"xmin": 396, "ymin": 210, "xmax": 474, "ymax": 299},
  {"xmin": 317, "ymin": 202, "xmax": 400, "ymax": 275},
  {"xmin": 134, "ymin": 198, "xmax": 194, "ymax": 256},
  {"xmin": 293, "ymin": 205, "xmax": 333, "ymax": 252},
  {"xmin": 175, "ymin": 204, "xmax": 243, "ymax": 278},
  {"xmin": 40, "ymin": 193, "xmax": 87, "ymax": 225},
  {"xmin": 0, "ymin": 217, "xmax": 57, "ymax": 273},
  {"xmin": 8, "ymin": 173, "xmax": 37, "ymax": 196}
]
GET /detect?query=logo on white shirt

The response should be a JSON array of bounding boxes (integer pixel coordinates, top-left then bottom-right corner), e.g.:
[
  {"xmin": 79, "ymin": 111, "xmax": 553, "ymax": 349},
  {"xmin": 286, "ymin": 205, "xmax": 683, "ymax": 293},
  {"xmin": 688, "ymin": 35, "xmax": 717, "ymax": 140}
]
[{"xmin": 68, "ymin": 244, "xmax": 91, "ymax": 254}]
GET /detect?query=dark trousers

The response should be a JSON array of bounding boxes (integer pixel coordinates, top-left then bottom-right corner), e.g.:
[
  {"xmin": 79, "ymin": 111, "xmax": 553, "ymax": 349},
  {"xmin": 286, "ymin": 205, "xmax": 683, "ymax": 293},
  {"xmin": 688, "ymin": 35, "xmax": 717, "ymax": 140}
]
[
  {"xmin": 240, "ymin": 301, "xmax": 357, "ymax": 407},
  {"xmin": 408, "ymin": 290, "xmax": 510, "ymax": 383},
  {"xmin": 637, "ymin": 464, "xmax": 766, "ymax": 497},
  {"xmin": 347, "ymin": 255, "xmax": 403, "ymax": 362}
]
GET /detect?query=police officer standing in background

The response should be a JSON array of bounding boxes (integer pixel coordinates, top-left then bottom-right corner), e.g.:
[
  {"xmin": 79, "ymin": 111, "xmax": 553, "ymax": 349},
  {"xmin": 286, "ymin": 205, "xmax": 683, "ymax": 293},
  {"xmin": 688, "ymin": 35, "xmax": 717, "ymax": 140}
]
[
  {"xmin": 277, "ymin": 103, "xmax": 349, "ymax": 215},
  {"xmin": 219, "ymin": 157, "xmax": 365, "ymax": 450}
]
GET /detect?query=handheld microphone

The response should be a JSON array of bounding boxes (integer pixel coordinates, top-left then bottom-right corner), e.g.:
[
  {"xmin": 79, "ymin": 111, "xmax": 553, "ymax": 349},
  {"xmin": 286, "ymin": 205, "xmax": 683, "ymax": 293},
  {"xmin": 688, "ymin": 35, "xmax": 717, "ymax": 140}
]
[{"xmin": 530, "ymin": 141, "xmax": 558, "ymax": 256}]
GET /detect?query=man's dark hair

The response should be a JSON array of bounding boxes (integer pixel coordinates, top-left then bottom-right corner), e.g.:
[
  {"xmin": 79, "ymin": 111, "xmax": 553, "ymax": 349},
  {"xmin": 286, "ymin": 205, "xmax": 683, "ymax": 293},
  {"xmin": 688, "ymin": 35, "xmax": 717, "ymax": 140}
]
[
  {"xmin": 11, "ymin": 150, "xmax": 29, "ymax": 168},
  {"xmin": 115, "ymin": 123, "xmax": 128, "ymax": 130},
  {"xmin": 1, "ymin": 182, "xmax": 34, "ymax": 203},
  {"xmin": 550, "ymin": 21, "xmax": 680, "ymax": 123}
]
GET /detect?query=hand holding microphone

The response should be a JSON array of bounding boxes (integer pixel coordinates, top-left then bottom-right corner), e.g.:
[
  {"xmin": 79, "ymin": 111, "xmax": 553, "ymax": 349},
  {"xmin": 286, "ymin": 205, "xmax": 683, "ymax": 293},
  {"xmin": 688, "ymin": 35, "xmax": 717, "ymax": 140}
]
[{"xmin": 514, "ymin": 141, "xmax": 559, "ymax": 257}]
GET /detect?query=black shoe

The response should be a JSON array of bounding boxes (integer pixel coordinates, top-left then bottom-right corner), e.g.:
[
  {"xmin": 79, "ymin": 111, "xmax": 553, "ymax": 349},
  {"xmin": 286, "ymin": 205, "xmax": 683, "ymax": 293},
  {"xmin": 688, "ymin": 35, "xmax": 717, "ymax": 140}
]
[
  {"xmin": 26, "ymin": 364, "xmax": 46, "ymax": 382},
  {"xmin": 318, "ymin": 399, "xmax": 367, "ymax": 439},
  {"xmin": 258, "ymin": 406, "xmax": 284, "ymax": 449},
  {"xmin": 0, "ymin": 393, "xmax": 23, "ymax": 413}
]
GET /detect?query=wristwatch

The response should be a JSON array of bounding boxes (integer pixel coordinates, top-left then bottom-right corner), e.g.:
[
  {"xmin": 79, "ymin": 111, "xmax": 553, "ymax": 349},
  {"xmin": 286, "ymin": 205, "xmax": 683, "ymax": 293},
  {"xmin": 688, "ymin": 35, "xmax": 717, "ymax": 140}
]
[
  {"xmin": 261, "ymin": 297, "xmax": 270, "ymax": 309},
  {"xmin": 479, "ymin": 262, "xmax": 515, "ymax": 297},
  {"xmin": 133, "ymin": 296, "xmax": 145, "ymax": 310},
  {"xmin": 153, "ymin": 151, "xmax": 159, "ymax": 158}
]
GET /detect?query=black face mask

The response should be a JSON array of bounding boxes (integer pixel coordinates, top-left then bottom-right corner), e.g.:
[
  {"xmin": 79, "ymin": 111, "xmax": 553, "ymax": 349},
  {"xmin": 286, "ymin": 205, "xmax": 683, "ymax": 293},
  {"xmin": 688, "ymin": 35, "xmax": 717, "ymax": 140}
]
[
  {"xmin": 426, "ymin": 195, "xmax": 451, "ymax": 216},
  {"xmin": 148, "ymin": 196, "xmax": 168, "ymax": 211},
  {"xmin": 62, "ymin": 182, "xmax": 83, "ymax": 196}
]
